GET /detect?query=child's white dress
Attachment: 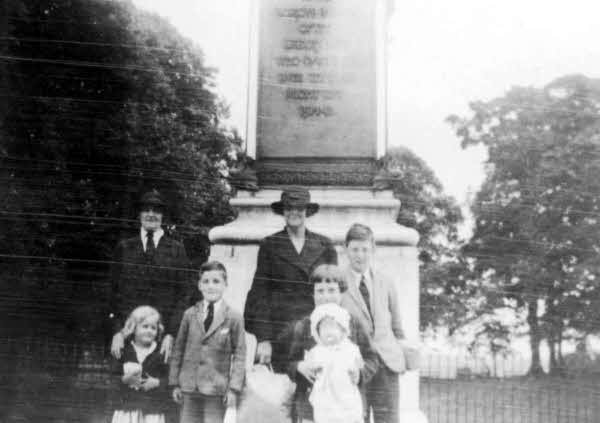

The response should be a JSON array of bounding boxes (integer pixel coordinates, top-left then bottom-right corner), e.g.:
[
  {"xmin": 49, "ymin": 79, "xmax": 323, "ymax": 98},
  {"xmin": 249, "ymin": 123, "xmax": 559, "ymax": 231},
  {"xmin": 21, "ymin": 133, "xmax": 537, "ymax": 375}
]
[{"xmin": 306, "ymin": 338, "xmax": 364, "ymax": 423}]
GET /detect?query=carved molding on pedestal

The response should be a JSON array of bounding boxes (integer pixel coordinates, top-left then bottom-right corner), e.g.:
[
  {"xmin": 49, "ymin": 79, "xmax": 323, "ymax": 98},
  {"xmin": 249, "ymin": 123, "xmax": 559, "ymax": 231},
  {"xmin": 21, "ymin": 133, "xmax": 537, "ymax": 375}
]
[{"xmin": 256, "ymin": 158, "xmax": 377, "ymax": 187}]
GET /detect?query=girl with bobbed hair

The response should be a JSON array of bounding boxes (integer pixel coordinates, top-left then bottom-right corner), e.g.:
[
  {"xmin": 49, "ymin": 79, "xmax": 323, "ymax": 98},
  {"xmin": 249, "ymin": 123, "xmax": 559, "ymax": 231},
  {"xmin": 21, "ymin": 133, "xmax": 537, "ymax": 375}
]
[{"xmin": 110, "ymin": 305, "xmax": 169, "ymax": 423}]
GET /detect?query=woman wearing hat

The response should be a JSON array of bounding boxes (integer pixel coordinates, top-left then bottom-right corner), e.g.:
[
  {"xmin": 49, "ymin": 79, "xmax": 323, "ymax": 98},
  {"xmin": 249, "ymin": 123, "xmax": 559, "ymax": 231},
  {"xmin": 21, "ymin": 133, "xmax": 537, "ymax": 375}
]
[
  {"xmin": 109, "ymin": 190, "xmax": 192, "ymax": 364},
  {"xmin": 243, "ymin": 187, "xmax": 338, "ymax": 371}
]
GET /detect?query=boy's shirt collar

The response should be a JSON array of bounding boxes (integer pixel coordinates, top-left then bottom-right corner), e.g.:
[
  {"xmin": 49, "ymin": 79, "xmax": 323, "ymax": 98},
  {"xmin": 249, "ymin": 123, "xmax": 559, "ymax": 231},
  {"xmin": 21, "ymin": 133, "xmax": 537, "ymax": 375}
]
[
  {"xmin": 350, "ymin": 268, "xmax": 373, "ymax": 295},
  {"xmin": 201, "ymin": 298, "xmax": 224, "ymax": 314},
  {"xmin": 350, "ymin": 267, "xmax": 372, "ymax": 283}
]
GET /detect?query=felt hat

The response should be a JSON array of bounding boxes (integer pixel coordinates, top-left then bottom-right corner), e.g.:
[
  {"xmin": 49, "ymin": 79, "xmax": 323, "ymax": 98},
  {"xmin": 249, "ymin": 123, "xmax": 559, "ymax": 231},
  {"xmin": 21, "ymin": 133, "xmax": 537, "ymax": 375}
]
[
  {"xmin": 270, "ymin": 186, "xmax": 319, "ymax": 217},
  {"xmin": 310, "ymin": 303, "xmax": 351, "ymax": 343},
  {"xmin": 138, "ymin": 189, "xmax": 167, "ymax": 212}
]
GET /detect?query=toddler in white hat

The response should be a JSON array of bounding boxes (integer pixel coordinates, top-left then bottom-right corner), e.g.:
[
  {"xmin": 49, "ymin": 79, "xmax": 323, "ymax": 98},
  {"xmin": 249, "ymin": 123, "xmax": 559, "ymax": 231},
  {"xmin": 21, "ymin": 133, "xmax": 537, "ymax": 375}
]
[{"xmin": 306, "ymin": 303, "xmax": 364, "ymax": 423}]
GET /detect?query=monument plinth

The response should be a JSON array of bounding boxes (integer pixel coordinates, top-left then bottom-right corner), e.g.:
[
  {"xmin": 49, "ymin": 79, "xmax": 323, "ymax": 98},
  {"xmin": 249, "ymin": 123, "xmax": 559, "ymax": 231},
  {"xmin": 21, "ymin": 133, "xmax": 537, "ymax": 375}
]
[{"xmin": 210, "ymin": 1, "xmax": 428, "ymax": 422}]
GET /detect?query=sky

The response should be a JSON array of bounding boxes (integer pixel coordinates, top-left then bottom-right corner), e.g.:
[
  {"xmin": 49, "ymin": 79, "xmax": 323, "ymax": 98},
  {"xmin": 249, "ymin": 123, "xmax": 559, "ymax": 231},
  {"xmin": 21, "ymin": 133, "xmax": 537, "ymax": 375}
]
[{"xmin": 132, "ymin": 0, "xmax": 600, "ymax": 222}]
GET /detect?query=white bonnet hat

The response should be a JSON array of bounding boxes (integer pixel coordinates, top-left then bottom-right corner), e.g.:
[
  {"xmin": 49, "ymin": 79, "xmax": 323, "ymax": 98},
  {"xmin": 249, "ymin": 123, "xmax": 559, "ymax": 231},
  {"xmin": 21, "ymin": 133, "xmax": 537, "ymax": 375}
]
[{"xmin": 310, "ymin": 303, "xmax": 351, "ymax": 343}]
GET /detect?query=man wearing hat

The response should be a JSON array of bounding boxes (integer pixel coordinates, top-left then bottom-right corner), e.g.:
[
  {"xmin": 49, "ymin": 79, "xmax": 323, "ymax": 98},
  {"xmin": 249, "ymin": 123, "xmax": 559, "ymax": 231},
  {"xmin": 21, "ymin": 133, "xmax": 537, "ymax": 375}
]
[
  {"xmin": 109, "ymin": 190, "xmax": 192, "ymax": 362},
  {"xmin": 244, "ymin": 187, "xmax": 338, "ymax": 370}
]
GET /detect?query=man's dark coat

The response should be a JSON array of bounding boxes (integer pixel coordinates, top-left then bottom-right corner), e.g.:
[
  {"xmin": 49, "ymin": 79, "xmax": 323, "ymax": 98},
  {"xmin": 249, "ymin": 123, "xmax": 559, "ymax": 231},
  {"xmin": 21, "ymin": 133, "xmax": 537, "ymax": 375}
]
[
  {"xmin": 243, "ymin": 229, "xmax": 337, "ymax": 369},
  {"xmin": 109, "ymin": 234, "xmax": 192, "ymax": 336}
]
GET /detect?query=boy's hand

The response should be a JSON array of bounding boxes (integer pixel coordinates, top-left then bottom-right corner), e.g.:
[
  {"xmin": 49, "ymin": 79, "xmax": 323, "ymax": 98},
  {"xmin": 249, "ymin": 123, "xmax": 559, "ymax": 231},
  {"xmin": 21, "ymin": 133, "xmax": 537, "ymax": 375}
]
[
  {"xmin": 140, "ymin": 376, "xmax": 160, "ymax": 391},
  {"xmin": 172, "ymin": 387, "xmax": 183, "ymax": 404},
  {"xmin": 160, "ymin": 335, "xmax": 173, "ymax": 363},
  {"xmin": 224, "ymin": 390, "xmax": 237, "ymax": 407},
  {"xmin": 111, "ymin": 332, "xmax": 125, "ymax": 359}
]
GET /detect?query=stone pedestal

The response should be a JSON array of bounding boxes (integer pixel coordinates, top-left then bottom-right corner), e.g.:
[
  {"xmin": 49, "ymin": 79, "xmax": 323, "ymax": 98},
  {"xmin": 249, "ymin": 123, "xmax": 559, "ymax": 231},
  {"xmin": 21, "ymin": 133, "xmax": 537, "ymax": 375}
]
[{"xmin": 209, "ymin": 188, "xmax": 428, "ymax": 423}]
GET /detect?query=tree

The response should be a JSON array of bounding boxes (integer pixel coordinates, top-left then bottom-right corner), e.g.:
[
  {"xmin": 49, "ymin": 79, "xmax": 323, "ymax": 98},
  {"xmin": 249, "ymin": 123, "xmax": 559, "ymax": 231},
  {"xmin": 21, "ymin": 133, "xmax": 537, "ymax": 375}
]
[
  {"xmin": 1, "ymin": 0, "xmax": 238, "ymax": 341},
  {"xmin": 377, "ymin": 147, "xmax": 468, "ymax": 330},
  {"xmin": 448, "ymin": 75, "xmax": 600, "ymax": 374}
]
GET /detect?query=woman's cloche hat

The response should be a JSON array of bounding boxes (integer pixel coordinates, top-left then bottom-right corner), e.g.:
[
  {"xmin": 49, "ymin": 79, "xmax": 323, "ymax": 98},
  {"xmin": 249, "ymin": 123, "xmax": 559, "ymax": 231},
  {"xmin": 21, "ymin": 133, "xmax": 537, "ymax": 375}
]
[
  {"xmin": 138, "ymin": 189, "xmax": 167, "ymax": 212},
  {"xmin": 270, "ymin": 186, "xmax": 320, "ymax": 217}
]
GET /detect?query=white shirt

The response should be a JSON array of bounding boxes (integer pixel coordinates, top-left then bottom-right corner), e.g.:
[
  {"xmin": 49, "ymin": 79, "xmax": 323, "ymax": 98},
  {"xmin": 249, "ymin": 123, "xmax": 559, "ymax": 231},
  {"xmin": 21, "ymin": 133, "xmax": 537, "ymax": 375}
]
[
  {"xmin": 140, "ymin": 227, "xmax": 164, "ymax": 252},
  {"xmin": 350, "ymin": 268, "xmax": 373, "ymax": 299},
  {"xmin": 202, "ymin": 299, "xmax": 223, "ymax": 322}
]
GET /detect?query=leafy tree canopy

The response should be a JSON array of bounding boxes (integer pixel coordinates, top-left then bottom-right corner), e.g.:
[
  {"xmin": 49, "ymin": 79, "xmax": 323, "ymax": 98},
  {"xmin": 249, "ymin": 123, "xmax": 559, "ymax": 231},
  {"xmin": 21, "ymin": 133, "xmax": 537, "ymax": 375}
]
[
  {"xmin": 1, "ymin": 0, "xmax": 238, "ymax": 338},
  {"xmin": 448, "ymin": 74, "xmax": 600, "ymax": 373},
  {"xmin": 379, "ymin": 147, "xmax": 467, "ymax": 330}
]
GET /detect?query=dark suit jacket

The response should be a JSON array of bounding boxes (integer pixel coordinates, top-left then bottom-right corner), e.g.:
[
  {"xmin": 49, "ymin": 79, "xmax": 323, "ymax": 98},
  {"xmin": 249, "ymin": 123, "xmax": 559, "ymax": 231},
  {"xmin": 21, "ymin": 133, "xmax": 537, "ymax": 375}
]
[
  {"xmin": 109, "ymin": 233, "xmax": 192, "ymax": 336},
  {"xmin": 111, "ymin": 341, "xmax": 169, "ymax": 414},
  {"xmin": 283, "ymin": 314, "xmax": 379, "ymax": 422},
  {"xmin": 168, "ymin": 301, "xmax": 246, "ymax": 396},
  {"xmin": 243, "ymin": 229, "xmax": 337, "ymax": 368}
]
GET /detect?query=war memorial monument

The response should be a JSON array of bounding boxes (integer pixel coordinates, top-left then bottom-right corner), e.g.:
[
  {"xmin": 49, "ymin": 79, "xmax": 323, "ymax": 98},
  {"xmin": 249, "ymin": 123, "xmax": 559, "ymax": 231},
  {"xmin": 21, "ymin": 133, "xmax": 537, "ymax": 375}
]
[{"xmin": 209, "ymin": 0, "xmax": 427, "ymax": 421}]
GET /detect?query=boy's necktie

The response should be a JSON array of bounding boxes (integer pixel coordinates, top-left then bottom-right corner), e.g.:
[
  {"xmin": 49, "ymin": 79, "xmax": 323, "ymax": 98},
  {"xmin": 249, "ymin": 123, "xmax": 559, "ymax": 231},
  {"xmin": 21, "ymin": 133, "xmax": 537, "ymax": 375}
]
[
  {"xmin": 359, "ymin": 275, "xmax": 372, "ymax": 319},
  {"xmin": 204, "ymin": 302, "xmax": 214, "ymax": 332}
]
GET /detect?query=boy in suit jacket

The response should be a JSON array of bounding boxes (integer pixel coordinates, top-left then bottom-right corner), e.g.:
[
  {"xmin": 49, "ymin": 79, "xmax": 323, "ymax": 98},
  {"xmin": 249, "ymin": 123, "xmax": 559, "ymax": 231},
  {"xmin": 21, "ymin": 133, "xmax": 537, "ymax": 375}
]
[
  {"xmin": 169, "ymin": 261, "xmax": 246, "ymax": 423},
  {"xmin": 340, "ymin": 223, "xmax": 408, "ymax": 423}
]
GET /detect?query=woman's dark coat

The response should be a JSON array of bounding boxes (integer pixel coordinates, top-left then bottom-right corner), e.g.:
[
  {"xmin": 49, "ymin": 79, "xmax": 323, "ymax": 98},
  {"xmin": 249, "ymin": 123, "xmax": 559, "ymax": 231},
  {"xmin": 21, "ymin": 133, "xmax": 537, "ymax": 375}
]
[{"xmin": 243, "ymin": 229, "xmax": 337, "ymax": 370}]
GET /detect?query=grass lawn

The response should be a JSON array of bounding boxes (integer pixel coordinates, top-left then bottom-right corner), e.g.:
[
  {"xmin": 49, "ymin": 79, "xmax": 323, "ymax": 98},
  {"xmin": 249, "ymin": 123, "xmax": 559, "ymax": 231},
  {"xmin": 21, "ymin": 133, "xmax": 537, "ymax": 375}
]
[{"xmin": 421, "ymin": 375, "xmax": 600, "ymax": 423}]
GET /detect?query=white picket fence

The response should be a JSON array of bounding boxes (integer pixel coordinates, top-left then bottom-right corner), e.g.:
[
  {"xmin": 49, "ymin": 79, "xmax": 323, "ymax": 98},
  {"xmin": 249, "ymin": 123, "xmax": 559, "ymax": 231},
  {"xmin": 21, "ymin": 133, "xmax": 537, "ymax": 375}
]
[{"xmin": 421, "ymin": 350, "xmax": 533, "ymax": 379}]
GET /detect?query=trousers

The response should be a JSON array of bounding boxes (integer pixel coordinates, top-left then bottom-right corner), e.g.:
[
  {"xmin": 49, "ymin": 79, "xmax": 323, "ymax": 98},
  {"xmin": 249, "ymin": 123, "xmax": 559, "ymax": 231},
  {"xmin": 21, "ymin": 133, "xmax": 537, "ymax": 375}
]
[
  {"xmin": 180, "ymin": 393, "xmax": 226, "ymax": 423},
  {"xmin": 365, "ymin": 364, "xmax": 399, "ymax": 423}
]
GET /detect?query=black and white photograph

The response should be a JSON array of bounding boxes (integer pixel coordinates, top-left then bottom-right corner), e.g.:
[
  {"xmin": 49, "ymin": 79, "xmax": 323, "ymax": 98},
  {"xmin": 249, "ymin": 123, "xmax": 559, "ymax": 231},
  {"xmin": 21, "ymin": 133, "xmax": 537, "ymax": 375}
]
[{"xmin": 1, "ymin": 0, "xmax": 600, "ymax": 422}]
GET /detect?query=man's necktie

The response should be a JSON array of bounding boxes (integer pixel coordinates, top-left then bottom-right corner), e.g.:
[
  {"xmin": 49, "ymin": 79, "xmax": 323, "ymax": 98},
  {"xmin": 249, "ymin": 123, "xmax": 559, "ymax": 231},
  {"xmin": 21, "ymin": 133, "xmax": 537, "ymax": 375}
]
[
  {"xmin": 204, "ymin": 302, "xmax": 214, "ymax": 332},
  {"xmin": 359, "ymin": 275, "xmax": 372, "ymax": 319},
  {"xmin": 146, "ymin": 230, "xmax": 155, "ymax": 257}
]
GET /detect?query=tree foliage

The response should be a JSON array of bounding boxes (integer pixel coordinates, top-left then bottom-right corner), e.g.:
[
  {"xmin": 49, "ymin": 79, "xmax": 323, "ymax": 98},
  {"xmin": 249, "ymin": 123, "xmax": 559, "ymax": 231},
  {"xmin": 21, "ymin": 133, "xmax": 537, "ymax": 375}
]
[
  {"xmin": 1, "ymin": 0, "xmax": 238, "ymax": 339},
  {"xmin": 379, "ymin": 147, "xmax": 468, "ymax": 330},
  {"xmin": 448, "ymin": 75, "xmax": 600, "ymax": 374}
]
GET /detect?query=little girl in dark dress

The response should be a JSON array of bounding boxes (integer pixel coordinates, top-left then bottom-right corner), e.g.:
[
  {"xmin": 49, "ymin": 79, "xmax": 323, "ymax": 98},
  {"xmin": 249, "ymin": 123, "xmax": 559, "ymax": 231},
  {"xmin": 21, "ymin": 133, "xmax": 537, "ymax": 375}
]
[{"xmin": 110, "ymin": 306, "xmax": 169, "ymax": 423}]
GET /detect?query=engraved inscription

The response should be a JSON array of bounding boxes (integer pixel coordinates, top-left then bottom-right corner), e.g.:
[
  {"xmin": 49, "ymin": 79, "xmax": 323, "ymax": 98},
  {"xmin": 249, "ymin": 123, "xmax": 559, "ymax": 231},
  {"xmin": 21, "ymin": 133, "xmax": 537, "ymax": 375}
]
[{"xmin": 257, "ymin": 0, "xmax": 377, "ymax": 159}]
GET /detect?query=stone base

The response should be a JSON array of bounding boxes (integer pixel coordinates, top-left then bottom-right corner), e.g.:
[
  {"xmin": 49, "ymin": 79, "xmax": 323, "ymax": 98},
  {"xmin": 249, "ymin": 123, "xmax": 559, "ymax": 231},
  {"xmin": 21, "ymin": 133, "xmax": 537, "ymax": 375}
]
[
  {"xmin": 210, "ymin": 188, "xmax": 419, "ymax": 245},
  {"xmin": 399, "ymin": 408, "xmax": 430, "ymax": 423},
  {"xmin": 209, "ymin": 187, "xmax": 427, "ymax": 423}
]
